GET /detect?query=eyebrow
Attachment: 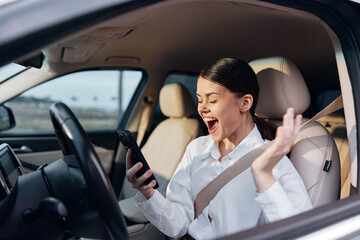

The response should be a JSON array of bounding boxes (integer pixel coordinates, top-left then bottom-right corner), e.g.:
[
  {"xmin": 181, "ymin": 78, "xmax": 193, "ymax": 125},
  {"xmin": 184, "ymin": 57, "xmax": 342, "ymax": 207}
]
[{"xmin": 196, "ymin": 92, "xmax": 221, "ymax": 97}]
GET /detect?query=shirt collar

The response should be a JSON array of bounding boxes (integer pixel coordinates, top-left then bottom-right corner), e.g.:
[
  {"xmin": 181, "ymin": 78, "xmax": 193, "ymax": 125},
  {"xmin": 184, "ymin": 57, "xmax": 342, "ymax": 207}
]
[{"xmin": 205, "ymin": 124, "xmax": 265, "ymax": 162}]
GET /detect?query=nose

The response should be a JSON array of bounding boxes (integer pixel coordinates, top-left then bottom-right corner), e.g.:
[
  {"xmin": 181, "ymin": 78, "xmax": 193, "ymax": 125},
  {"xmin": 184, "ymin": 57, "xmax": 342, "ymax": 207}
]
[{"xmin": 198, "ymin": 101, "xmax": 209, "ymax": 114}]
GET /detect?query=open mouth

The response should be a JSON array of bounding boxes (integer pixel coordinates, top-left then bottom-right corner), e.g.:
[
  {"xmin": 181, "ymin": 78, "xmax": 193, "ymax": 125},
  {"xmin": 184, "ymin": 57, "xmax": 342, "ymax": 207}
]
[{"xmin": 204, "ymin": 118, "xmax": 218, "ymax": 133}]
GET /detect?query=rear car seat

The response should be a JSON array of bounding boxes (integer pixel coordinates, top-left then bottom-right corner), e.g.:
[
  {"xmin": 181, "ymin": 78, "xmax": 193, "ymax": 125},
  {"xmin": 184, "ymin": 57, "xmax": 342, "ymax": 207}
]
[{"xmin": 119, "ymin": 83, "xmax": 200, "ymax": 239}]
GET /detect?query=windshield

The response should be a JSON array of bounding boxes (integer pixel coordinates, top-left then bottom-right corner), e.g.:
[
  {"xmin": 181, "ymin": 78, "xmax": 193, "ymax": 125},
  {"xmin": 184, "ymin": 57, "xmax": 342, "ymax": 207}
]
[{"xmin": 0, "ymin": 63, "xmax": 27, "ymax": 83}]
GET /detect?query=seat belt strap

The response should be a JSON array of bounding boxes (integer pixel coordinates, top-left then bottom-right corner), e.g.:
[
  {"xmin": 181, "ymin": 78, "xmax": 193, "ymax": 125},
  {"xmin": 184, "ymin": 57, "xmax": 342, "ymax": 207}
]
[
  {"xmin": 194, "ymin": 95, "xmax": 343, "ymax": 219},
  {"xmin": 301, "ymin": 96, "xmax": 343, "ymax": 127}
]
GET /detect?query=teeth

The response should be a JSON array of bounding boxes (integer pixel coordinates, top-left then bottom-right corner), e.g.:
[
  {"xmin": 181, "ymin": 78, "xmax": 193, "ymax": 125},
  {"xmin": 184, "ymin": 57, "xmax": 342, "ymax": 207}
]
[{"xmin": 204, "ymin": 118, "xmax": 217, "ymax": 122}]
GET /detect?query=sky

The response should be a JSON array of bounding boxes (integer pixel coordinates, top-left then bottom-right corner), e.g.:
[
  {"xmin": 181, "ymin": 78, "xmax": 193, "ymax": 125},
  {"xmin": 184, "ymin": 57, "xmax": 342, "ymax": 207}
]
[{"xmin": 0, "ymin": 62, "xmax": 26, "ymax": 83}]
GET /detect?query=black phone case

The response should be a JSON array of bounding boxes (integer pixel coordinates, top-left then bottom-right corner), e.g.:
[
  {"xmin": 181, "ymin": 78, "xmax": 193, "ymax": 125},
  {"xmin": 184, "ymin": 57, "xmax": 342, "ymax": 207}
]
[{"xmin": 117, "ymin": 130, "xmax": 159, "ymax": 189}]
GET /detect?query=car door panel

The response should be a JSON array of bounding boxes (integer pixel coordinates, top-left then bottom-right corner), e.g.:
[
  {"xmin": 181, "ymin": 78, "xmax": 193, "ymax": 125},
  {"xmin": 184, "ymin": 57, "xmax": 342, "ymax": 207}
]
[
  {"xmin": 18, "ymin": 150, "xmax": 63, "ymax": 172},
  {"xmin": 0, "ymin": 130, "xmax": 118, "ymax": 174},
  {"xmin": 17, "ymin": 145, "xmax": 114, "ymax": 174}
]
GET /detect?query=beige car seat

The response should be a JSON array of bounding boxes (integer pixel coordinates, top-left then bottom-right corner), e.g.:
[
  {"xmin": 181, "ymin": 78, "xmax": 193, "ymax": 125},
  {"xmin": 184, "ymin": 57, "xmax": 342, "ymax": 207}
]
[
  {"xmin": 316, "ymin": 103, "xmax": 350, "ymax": 199},
  {"xmin": 249, "ymin": 56, "xmax": 340, "ymax": 207},
  {"xmin": 119, "ymin": 83, "xmax": 200, "ymax": 239}
]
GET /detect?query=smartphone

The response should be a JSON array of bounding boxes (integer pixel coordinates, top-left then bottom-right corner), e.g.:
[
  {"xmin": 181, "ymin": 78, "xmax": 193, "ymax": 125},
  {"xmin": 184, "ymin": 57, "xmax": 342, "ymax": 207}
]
[{"xmin": 117, "ymin": 129, "xmax": 159, "ymax": 189}]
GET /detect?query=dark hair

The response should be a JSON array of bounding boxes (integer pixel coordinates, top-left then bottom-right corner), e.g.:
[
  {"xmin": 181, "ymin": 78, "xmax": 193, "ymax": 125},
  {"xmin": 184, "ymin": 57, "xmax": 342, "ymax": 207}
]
[{"xmin": 200, "ymin": 58, "xmax": 276, "ymax": 140}]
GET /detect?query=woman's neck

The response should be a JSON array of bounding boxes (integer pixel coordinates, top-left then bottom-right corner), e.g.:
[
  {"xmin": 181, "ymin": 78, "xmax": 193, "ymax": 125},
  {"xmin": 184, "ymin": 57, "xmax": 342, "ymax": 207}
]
[{"xmin": 218, "ymin": 116, "xmax": 254, "ymax": 161}]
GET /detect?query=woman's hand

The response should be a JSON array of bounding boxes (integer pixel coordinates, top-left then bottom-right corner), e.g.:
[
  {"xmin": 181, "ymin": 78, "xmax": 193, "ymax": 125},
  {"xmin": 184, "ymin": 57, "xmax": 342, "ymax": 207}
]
[
  {"xmin": 251, "ymin": 108, "xmax": 302, "ymax": 193},
  {"xmin": 126, "ymin": 149, "xmax": 156, "ymax": 199}
]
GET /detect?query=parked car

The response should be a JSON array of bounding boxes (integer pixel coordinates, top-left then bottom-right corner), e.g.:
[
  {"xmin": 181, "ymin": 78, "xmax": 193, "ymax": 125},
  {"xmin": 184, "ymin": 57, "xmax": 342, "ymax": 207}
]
[{"xmin": 0, "ymin": 0, "xmax": 360, "ymax": 239}]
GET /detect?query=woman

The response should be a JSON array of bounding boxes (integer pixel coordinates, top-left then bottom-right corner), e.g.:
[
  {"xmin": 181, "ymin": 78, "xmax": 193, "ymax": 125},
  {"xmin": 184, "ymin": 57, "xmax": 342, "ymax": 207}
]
[{"xmin": 126, "ymin": 58, "xmax": 313, "ymax": 239}]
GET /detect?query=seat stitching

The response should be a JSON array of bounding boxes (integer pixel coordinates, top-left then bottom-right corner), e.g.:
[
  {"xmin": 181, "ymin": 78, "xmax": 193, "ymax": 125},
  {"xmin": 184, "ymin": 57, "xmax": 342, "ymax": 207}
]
[
  {"xmin": 297, "ymin": 132, "xmax": 327, "ymax": 155},
  {"xmin": 296, "ymin": 131, "xmax": 328, "ymax": 205}
]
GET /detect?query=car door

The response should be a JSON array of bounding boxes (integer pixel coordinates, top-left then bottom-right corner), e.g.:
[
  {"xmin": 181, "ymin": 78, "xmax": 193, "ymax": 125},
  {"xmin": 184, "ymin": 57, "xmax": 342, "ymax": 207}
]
[
  {"xmin": 223, "ymin": 0, "xmax": 360, "ymax": 239},
  {"xmin": 0, "ymin": 68, "xmax": 144, "ymax": 174}
]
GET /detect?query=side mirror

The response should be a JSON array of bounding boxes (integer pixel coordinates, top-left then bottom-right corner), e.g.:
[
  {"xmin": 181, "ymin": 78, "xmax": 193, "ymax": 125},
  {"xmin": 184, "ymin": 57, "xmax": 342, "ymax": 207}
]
[{"xmin": 0, "ymin": 105, "xmax": 15, "ymax": 131}]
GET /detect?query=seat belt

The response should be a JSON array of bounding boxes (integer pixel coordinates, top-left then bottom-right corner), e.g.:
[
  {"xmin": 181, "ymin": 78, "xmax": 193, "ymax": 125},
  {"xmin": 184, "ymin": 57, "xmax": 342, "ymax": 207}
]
[{"xmin": 194, "ymin": 95, "xmax": 343, "ymax": 219}]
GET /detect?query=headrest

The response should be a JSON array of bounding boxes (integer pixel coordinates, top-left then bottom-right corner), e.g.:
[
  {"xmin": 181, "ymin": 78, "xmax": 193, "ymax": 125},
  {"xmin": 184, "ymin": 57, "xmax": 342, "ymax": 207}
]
[
  {"xmin": 249, "ymin": 56, "xmax": 310, "ymax": 119},
  {"xmin": 159, "ymin": 83, "xmax": 195, "ymax": 118}
]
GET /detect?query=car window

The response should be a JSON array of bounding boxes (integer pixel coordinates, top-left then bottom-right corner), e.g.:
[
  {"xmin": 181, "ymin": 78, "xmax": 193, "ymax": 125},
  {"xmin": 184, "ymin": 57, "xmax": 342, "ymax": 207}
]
[
  {"xmin": 5, "ymin": 70, "xmax": 142, "ymax": 133},
  {"xmin": 0, "ymin": 63, "xmax": 27, "ymax": 84},
  {"xmin": 316, "ymin": 90, "xmax": 342, "ymax": 110},
  {"xmin": 152, "ymin": 73, "xmax": 205, "ymax": 131},
  {"xmin": 165, "ymin": 73, "xmax": 199, "ymax": 104}
]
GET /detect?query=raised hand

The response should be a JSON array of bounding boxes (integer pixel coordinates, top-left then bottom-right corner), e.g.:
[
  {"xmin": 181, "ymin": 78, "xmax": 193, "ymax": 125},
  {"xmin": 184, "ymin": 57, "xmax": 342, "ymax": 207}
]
[{"xmin": 251, "ymin": 108, "xmax": 302, "ymax": 193}]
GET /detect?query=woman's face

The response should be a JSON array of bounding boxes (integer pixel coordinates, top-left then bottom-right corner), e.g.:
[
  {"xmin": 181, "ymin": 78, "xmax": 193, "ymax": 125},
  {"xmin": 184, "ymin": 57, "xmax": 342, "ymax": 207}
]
[{"xmin": 197, "ymin": 76, "xmax": 248, "ymax": 143}]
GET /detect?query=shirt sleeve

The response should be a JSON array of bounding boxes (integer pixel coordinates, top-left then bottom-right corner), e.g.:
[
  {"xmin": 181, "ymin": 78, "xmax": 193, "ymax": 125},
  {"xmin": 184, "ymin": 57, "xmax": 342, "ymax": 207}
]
[
  {"xmin": 254, "ymin": 156, "xmax": 313, "ymax": 223},
  {"xmin": 135, "ymin": 144, "xmax": 194, "ymax": 238}
]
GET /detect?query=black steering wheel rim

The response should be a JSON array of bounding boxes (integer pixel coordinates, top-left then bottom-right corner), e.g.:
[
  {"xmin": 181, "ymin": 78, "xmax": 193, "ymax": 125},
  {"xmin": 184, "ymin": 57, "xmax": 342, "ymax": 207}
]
[{"xmin": 49, "ymin": 102, "xmax": 128, "ymax": 240}]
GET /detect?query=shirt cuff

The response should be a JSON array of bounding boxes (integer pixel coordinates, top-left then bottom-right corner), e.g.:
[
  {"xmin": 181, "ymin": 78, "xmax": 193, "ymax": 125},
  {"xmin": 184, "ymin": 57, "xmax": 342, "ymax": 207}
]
[
  {"xmin": 255, "ymin": 181, "xmax": 298, "ymax": 222},
  {"xmin": 135, "ymin": 190, "xmax": 167, "ymax": 220}
]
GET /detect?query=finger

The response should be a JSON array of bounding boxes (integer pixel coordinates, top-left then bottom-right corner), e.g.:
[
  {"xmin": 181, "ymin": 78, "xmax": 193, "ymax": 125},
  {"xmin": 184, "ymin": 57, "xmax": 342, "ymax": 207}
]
[
  {"xmin": 139, "ymin": 180, "xmax": 157, "ymax": 191},
  {"xmin": 126, "ymin": 162, "xmax": 143, "ymax": 183},
  {"xmin": 288, "ymin": 109, "xmax": 300, "ymax": 137},
  {"xmin": 278, "ymin": 108, "xmax": 297, "ymax": 143},
  {"xmin": 135, "ymin": 169, "xmax": 153, "ymax": 186},
  {"xmin": 283, "ymin": 108, "xmax": 294, "ymax": 134},
  {"xmin": 292, "ymin": 114, "xmax": 302, "ymax": 140},
  {"xmin": 294, "ymin": 114, "xmax": 302, "ymax": 132}
]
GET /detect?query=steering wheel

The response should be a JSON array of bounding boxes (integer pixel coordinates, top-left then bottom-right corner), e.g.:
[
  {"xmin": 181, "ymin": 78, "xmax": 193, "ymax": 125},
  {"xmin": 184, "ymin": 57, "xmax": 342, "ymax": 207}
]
[{"xmin": 49, "ymin": 102, "xmax": 128, "ymax": 240}]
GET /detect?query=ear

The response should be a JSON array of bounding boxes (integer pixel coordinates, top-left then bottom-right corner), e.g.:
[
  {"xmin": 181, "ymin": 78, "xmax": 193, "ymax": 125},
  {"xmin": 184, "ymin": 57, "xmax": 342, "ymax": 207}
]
[{"xmin": 238, "ymin": 94, "xmax": 253, "ymax": 112}]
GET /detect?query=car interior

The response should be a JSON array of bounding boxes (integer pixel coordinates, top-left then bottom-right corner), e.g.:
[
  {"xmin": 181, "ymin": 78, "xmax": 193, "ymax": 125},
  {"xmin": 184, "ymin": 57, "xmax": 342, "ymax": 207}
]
[{"xmin": 0, "ymin": 0, "xmax": 356, "ymax": 239}]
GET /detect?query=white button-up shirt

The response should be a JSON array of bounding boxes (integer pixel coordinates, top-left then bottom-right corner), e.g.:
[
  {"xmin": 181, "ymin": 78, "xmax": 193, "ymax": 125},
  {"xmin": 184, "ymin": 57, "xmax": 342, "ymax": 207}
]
[{"xmin": 135, "ymin": 125, "xmax": 313, "ymax": 239}]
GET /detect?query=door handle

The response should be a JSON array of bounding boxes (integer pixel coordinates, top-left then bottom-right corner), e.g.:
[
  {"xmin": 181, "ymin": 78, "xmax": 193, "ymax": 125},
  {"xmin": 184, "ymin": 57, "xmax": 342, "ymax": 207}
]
[{"xmin": 13, "ymin": 145, "xmax": 33, "ymax": 153}]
